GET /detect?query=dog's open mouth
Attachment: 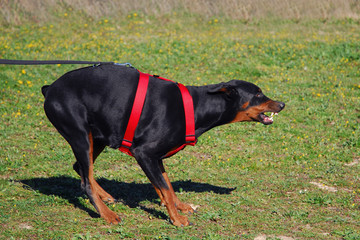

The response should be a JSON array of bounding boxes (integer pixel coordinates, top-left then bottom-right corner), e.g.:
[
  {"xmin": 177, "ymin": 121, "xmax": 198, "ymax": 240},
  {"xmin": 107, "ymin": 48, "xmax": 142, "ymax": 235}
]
[{"xmin": 259, "ymin": 112, "xmax": 279, "ymax": 125}]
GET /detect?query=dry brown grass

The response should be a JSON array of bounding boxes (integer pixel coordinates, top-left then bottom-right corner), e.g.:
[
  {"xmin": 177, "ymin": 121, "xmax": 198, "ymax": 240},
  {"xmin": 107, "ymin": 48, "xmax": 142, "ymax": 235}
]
[{"xmin": 1, "ymin": 0, "xmax": 360, "ymax": 25}]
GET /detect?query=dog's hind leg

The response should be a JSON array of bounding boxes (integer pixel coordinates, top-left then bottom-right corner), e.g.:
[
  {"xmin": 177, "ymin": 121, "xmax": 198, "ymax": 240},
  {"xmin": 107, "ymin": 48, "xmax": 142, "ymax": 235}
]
[
  {"xmin": 73, "ymin": 140, "xmax": 115, "ymax": 203},
  {"xmin": 74, "ymin": 133, "xmax": 121, "ymax": 224},
  {"xmin": 44, "ymin": 102, "xmax": 120, "ymax": 224},
  {"xmin": 71, "ymin": 131, "xmax": 120, "ymax": 224}
]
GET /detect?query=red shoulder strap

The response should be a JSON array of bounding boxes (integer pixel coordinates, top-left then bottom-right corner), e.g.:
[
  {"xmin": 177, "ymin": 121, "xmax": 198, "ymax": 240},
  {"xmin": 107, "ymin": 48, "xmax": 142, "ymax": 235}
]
[{"xmin": 119, "ymin": 72, "xmax": 149, "ymax": 156}]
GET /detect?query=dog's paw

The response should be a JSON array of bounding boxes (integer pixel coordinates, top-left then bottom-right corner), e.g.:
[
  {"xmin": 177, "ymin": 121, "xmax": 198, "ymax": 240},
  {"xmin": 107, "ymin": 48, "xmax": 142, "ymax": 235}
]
[
  {"xmin": 170, "ymin": 215, "xmax": 191, "ymax": 227},
  {"xmin": 176, "ymin": 202, "xmax": 199, "ymax": 214},
  {"xmin": 102, "ymin": 209, "xmax": 121, "ymax": 224}
]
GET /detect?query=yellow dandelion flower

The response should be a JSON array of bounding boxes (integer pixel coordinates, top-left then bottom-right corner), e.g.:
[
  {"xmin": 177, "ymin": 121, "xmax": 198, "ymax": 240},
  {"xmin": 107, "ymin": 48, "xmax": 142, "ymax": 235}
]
[{"xmin": 21, "ymin": 69, "xmax": 26, "ymax": 74}]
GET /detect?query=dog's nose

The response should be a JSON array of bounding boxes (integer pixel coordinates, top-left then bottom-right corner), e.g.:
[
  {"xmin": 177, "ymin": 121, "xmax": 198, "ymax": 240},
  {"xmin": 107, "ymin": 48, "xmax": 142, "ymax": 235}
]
[{"xmin": 278, "ymin": 101, "xmax": 285, "ymax": 110}]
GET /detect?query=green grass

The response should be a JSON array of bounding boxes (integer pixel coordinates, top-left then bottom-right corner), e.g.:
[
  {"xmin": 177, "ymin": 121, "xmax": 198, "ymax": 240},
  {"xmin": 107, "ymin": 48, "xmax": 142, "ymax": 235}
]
[{"xmin": 1, "ymin": 13, "xmax": 360, "ymax": 239}]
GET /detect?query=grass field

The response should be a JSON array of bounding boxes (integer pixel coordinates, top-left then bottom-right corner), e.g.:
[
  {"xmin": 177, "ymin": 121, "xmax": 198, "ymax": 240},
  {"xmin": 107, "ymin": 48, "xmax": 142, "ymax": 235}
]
[{"xmin": 1, "ymin": 10, "xmax": 360, "ymax": 240}]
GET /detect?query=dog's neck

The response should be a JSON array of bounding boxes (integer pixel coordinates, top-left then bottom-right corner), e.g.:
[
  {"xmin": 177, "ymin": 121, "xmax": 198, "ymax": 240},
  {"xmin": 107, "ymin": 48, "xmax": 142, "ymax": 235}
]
[{"xmin": 188, "ymin": 85, "xmax": 238, "ymax": 137}]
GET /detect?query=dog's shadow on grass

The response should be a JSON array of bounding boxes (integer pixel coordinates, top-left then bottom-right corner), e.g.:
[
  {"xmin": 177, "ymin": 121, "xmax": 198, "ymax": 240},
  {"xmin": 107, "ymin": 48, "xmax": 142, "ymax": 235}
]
[{"xmin": 21, "ymin": 176, "xmax": 236, "ymax": 220}]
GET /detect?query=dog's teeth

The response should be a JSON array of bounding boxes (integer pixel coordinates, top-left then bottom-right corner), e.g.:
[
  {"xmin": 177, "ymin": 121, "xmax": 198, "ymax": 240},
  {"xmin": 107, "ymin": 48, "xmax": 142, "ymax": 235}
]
[{"xmin": 269, "ymin": 112, "xmax": 274, "ymax": 121}]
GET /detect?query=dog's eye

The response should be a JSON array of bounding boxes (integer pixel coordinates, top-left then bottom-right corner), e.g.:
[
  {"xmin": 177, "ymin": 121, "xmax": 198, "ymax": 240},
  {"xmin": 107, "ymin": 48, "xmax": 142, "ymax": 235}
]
[{"xmin": 255, "ymin": 89, "xmax": 263, "ymax": 98}]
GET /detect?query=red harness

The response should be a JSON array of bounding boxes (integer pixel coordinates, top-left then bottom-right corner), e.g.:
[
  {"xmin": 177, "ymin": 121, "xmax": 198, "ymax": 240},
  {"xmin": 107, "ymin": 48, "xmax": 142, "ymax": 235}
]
[{"xmin": 119, "ymin": 71, "xmax": 197, "ymax": 158}]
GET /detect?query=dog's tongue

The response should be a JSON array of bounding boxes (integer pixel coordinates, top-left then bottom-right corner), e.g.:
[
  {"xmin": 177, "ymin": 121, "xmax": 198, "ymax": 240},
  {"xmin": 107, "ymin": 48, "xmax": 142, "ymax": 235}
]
[
  {"xmin": 263, "ymin": 115, "xmax": 273, "ymax": 124},
  {"xmin": 262, "ymin": 112, "xmax": 277, "ymax": 125}
]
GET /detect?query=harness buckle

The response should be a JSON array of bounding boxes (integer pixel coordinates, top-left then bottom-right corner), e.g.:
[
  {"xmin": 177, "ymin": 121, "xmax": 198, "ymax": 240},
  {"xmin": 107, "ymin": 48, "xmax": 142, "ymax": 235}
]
[
  {"xmin": 121, "ymin": 139, "xmax": 132, "ymax": 149},
  {"xmin": 114, "ymin": 62, "xmax": 133, "ymax": 68},
  {"xmin": 185, "ymin": 135, "xmax": 197, "ymax": 144}
]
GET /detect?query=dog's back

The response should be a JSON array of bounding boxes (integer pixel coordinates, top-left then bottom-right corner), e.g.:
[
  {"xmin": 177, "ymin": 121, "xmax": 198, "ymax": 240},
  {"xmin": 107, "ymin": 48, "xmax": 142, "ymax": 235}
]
[{"xmin": 43, "ymin": 64, "xmax": 185, "ymax": 150}]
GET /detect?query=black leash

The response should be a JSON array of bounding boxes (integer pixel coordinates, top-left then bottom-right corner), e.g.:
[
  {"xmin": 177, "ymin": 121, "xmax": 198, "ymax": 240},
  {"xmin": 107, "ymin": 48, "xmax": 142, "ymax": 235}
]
[{"xmin": 0, "ymin": 59, "xmax": 133, "ymax": 67}]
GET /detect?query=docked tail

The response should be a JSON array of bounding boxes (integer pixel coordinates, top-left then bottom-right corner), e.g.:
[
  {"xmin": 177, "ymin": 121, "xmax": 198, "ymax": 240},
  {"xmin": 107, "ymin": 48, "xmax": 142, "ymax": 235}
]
[{"xmin": 41, "ymin": 85, "xmax": 50, "ymax": 97}]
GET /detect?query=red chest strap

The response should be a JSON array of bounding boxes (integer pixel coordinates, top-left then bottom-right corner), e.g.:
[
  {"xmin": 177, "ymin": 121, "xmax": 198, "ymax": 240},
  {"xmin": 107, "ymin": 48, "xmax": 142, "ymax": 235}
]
[
  {"xmin": 176, "ymin": 83, "xmax": 196, "ymax": 144},
  {"xmin": 119, "ymin": 71, "xmax": 196, "ymax": 157},
  {"xmin": 119, "ymin": 72, "xmax": 149, "ymax": 156}
]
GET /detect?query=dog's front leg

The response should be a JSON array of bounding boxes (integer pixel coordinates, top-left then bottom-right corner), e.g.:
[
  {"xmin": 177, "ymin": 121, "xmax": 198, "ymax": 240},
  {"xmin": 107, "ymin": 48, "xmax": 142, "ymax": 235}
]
[
  {"xmin": 135, "ymin": 153, "xmax": 191, "ymax": 226},
  {"xmin": 159, "ymin": 160, "xmax": 195, "ymax": 214}
]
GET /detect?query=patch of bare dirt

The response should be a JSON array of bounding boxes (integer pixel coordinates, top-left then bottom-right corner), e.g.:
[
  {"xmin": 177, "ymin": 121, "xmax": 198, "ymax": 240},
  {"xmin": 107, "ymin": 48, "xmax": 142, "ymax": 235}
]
[
  {"xmin": 255, "ymin": 234, "xmax": 295, "ymax": 240},
  {"xmin": 310, "ymin": 182, "xmax": 337, "ymax": 192},
  {"xmin": 344, "ymin": 157, "xmax": 360, "ymax": 167}
]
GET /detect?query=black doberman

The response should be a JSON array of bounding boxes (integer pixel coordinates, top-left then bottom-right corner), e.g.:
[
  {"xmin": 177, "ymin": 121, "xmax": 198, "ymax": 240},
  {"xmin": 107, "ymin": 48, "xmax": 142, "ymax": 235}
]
[{"xmin": 41, "ymin": 64, "xmax": 285, "ymax": 226}]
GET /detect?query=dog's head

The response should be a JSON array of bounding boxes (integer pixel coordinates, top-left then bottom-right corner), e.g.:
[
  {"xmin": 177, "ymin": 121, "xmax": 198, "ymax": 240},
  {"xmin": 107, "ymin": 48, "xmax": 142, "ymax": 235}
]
[{"xmin": 208, "ymin": 80, "xmax": 285, "ymax": 125}]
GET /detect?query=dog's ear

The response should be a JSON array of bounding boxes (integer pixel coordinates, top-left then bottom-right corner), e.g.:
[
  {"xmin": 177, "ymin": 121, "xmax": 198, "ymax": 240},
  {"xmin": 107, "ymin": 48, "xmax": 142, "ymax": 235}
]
[{"xmin": 208, "ymin": 83, "xmax": 237, "ymax": 96}]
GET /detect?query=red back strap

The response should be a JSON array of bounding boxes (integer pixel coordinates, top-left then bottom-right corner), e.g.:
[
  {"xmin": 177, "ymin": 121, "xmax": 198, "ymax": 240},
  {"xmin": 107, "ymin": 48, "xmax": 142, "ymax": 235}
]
[{"xmin": 119, "ymin": 71, "xmax": 196, "ymax": 157}]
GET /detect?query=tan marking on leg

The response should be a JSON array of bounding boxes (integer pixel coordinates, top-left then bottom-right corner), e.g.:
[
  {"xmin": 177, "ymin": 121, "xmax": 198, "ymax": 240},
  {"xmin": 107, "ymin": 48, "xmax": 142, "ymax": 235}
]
[
  {"xmin": 161, "ymin": 172, "xmax": 194, "ymax": 214},
  {"xmin": 153, "ymin": 185, "xmax": 190, "ymax": 226},
  {"xmin": 152, "ymin": 183, "xmax": 166, "ymax": 206},
  {"xmin": 88, "ymin": 132, "xmax": 120, "ymax": 224},
  {"xmin": 159, "ymin": 161, "xmax": 194, "ymax": 215},
  {"xmin": 93, "ymin": 181, "xmax": 115, "ymax": 203}
]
